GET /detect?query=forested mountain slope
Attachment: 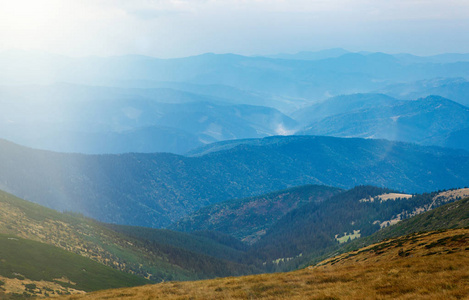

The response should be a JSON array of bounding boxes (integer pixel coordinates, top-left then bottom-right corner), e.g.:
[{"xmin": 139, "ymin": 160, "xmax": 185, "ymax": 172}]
[
  {"xmin": 170, "ymin": 185, "xmax": 342, "ymax": 244},
  {"xmin": 343, "ymin": 192, "xmax": 469, "ymax": 253},
  {"xmin": 245, "ymin": 187, "xmax": 469, "ymax": 270},
  {"xmin": 1, "ymin": 136, "xmax": 468, "ymax": 227}
]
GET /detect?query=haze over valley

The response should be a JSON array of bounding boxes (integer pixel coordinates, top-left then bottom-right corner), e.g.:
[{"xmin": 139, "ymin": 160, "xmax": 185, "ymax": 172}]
[{"xmin": 1, "ymin": 0, "xmax": 469, "ymax": 298}]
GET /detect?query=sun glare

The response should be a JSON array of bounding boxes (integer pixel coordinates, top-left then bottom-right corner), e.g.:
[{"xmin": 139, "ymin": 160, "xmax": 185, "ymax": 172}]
[{"xmin": 0, "ymin": 0, "xmax": 72, "ymax": 51}]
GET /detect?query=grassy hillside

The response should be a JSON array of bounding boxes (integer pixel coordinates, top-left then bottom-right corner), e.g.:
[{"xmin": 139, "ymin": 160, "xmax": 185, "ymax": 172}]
[
  {"xmin": 65, "ymin": 228, "xmax": 469, "ymax": 299},
  {"xmin": 0, "ymin": 190, "xmax": 256, "ymax": 283},
  {"xmin": 170, "ymin": 185, "xmax": 342, "ymax": 244},
  {"xmin": 0, "ymin": 234, "xmax": 149, "ymax": 298},
  {"xmin": 1, "ymin": 135, "xmax": 469, "ymax": 228}
]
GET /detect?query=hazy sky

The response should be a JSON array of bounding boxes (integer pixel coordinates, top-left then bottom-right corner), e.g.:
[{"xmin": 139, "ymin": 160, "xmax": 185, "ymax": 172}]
[{"xmin": 1, "ymin": 0, "xmax": 469, "ymax": 58}]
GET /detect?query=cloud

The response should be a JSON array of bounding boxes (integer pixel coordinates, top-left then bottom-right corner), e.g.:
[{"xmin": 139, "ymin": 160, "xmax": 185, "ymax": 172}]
[
  {"xmin": 91, "ymin": 0, "xmax": 195, "ymax": 19},
  {"xmin": 125, "ymin": 8, "xmax": 183, "ymax": 20},
  {"xmin": 1, "ymin": 0, "xmax": 468, "ymax": 57}
]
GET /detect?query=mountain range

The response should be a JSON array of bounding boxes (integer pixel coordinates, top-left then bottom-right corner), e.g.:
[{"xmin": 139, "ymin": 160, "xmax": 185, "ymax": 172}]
[
  {"xmin": 296, "ymin": 94, "xmax": 469, "ymax": 151},
  {"xmin": 1, "ymin": 136, "xmax": 469, "ymax": 228},
  {"xmin": 379, "ymin": 77, "xmax": 469, "ymax": 107},
  {"xmin": 1, "ymin": 166, "xmax": 468, "ymax": 297},
  {"xmin": 3, "ymin": 50, "xmax": 469, "ymax": 100},
  {"xmin": 55, "ymin": 191, "xmax": 469, "ymax": 299},
  {"xmin": 0, "ymin": 84, "xmax": 296, "ymax": 154},
  {"xmin": 174, "ymin": 185, "xmax": 469, "ymax": 270},
  {"xmin": 2, "ymin": 50, "xmax": 469, "ymax": 155},
  {"xmin": 1, "ymin": 48, "xmax": 469, "ymax": 298},
  {"xmin": 1, "ymin": 181, "xmax": 468, "ymax": 289}
]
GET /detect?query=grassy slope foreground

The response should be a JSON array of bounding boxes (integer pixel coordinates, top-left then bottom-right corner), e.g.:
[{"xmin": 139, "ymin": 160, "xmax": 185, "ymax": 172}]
[
  {"xmin": 0, "ymin": 190, "xmax": 256, "ymax": 284},
  {"xmin": 0, "ymin": 235, "xmax": 148, "ymax": 298},
  {"xmin": 66, "ymin": 228, "xmax": 469, "ymax": 299}
]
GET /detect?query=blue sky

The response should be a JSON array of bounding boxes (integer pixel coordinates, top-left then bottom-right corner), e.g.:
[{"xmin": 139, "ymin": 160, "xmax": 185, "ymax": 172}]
[{"xmin": 1, "ymin": 0, "xmax": 468, "ymax": 58}]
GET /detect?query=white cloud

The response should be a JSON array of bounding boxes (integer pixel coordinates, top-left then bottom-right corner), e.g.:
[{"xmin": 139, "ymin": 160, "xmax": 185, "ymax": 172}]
[{"xmin": 0, "ymin": 0, "xmax": 468, "ymax": 57}]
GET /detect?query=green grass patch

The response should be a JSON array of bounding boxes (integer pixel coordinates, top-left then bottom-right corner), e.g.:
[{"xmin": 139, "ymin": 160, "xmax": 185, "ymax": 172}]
[
  {"xmin": 335, "ymin": 230, "xmax": 361, "ymax": 244},
  {"xmin": 0, "ymin": 234, "xmax": 149, "ymax": 291}
]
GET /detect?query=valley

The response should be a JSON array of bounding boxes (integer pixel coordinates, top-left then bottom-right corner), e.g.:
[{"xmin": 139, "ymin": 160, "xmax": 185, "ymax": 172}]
[
  {"xmin": 170, "ymin": 185, "xmax": 343, "ymax": 244},
  {"xmin": 1, "ymin": 48, "xmax": 469, "ymax": 299},
  {"xmin": 62, "ymin": 189, "xmax": 469, "ymax": 299},
  {"xmin": 1, "ymin": 181, "xmax": 469, "ymax": 299},
  {"xmin": 65, "ymin": 228, "xmax": 469, "ymax": 299},
  {"xmin": 1, "ymin": 135, "xmax": 468, "ymax": 229}
]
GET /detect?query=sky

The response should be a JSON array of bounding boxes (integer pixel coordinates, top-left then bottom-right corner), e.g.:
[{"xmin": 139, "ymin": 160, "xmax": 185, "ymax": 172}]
[{"xmin": 1, "ymin": 0, "xmax": 469, "ymax": 58}]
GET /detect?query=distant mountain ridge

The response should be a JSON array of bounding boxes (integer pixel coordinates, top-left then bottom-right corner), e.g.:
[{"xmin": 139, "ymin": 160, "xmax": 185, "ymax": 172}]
[
  {"xmin": 3, "ymin": 50, "xmax": 469, "ymax": 100},
  {"xmin": 2, "ymin": 50, "xmax": 469, "ymax": 155},
  {"xmin": 1, "ymin": 135, "xmax": 468, "ymax": 228},
  {"xmin": 296, "ymin": 94, "xmax": 469, "ymax": 152},
  {"xmin": 379, "ymin": 77, "xmax": 469, "ymax": 107},
  {"xmin": 0, "ymin": 84, "xmax": 297, "ymax": 154},
  {"xmin": 265, "ymin": 48, "xmax": 350, "ymax": 60},
  {"xmin": 292, "ymin": 93, "xmax": 403, "ymax": 124}
]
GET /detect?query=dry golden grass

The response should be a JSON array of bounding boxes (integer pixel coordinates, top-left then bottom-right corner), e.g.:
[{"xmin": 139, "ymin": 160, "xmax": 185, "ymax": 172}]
[
  {"xmin": 66, "ymin": 228, "xmax": 469, "ymax": 300},
  {"xmin": 0, "ymin": 276, "xmax": 86, "ymax": 298},
  {"xmin": 434, "ymin": 188, "xmax": 469, "ymax": 201}
]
